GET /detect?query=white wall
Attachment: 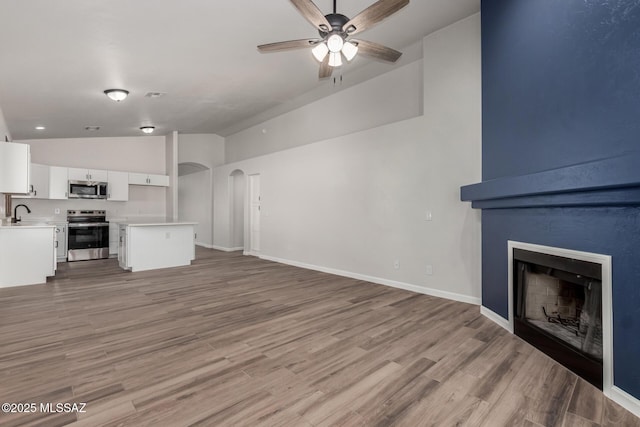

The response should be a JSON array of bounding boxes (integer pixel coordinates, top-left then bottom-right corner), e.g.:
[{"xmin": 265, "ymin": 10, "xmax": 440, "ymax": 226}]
[
  {"xmin": 178, "ymin": 169, "xmax": 212, "ymax": 246},
  {"xmin": 225, "ymin": 59, "xmax": 424, "ymax": 163},
  {"xmin": 230, "ymin": 170, "xmax": 245, "ymax": 249},
  {"xmin": 13, "ymin": 135, "xmax": 168, "ymax": 221},
  {"xmin": 178, "ymin": 134, "xmax": 225, "ymax": 169},
  {"xmin": 21, "ymin": 136, "xmax": 165, "ymax": 172},
  {"xmin": 0, "ymin": 102, "xmax": 13, "ymax": 217},
  {"xmin": 177, "ymin": 133, "xmax": 225, "ymax": 247},
  {"xmin": 214, "ymin": 14, "xmax": 482, "ymax": 303}
]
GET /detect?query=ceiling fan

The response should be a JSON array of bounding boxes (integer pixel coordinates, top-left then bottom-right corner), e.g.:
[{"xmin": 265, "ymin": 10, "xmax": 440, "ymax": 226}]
[{"xmin": 258, "ymin": 0, "xmax": 409, "ymax": 79}]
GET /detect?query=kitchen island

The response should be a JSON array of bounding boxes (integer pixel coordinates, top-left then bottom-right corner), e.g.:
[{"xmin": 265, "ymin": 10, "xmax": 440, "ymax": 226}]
[
  {"xmin": 0, "ymin": 222, "xmax": 56, "ymax": 287},
  {"xmin": 117, "ymin": 221, "xmax": 197, "ymax": 272}
]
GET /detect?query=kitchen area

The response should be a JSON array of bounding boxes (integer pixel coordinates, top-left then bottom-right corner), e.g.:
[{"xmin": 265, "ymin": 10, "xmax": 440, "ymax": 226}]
[{"xmin": 0, "ymin": 140, "xmax": 197, "ymax": 287}]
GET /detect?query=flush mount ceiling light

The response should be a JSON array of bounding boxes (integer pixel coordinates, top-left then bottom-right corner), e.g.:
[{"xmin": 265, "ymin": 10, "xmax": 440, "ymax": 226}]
[
  {"xmin": 104, "ymin": 89, "xmax": 129, "ymax": 102},
  {"xmin": 257, "ymin": 0, "xmax": 407, "ymax": 79},
  {"xmin": 140, "ymin": 126, "xmax": 155, "ymax": 134},
  {"xmin": 35, "ymin": 126, "xmax": 45, "ymax": 130}
]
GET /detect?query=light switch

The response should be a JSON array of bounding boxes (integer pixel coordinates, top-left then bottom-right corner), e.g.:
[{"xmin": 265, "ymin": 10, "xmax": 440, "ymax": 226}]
[{"xmin": 425, "ymin": 210, "xmax": 433, "ymax": 221}]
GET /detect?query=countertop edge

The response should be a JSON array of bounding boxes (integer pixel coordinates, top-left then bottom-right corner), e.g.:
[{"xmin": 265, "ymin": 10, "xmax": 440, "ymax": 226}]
[{"xmin": 117, "ymin": 222, "xmax": 198, "ymax": 227}]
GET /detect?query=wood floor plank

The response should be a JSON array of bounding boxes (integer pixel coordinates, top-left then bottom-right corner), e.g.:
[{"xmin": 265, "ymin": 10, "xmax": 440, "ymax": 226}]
[{"xmin": 0, "ymin": 247, "xmax": 637, "ymax": 426}]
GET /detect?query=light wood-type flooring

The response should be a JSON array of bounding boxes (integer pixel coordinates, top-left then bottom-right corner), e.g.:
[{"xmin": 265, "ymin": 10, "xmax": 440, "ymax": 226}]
[{"xmin": 0, "ymin": 248, "xmax": 638, "ymax": 426}]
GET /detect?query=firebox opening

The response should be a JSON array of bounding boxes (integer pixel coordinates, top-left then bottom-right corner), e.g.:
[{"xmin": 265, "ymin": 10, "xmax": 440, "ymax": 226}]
[{"xmin": 513, "ymin": 248, "xmax": 603, "ymax": 389}]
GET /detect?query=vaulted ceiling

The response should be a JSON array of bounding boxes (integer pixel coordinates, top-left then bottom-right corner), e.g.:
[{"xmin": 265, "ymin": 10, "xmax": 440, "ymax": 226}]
[{"xmin": 0, "ymin": 0, "xmax": 479, "ymax": 140}]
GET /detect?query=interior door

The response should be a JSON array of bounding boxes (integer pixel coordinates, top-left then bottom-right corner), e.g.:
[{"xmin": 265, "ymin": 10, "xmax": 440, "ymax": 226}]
[{"xmin": 249, "ymin": 174, "xmax": 261, "ymax": 253}]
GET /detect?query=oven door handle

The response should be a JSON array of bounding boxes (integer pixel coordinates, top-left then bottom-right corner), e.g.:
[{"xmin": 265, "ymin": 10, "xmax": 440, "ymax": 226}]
[{"xmin": 68, "ymin": 222, "xmax": 110, "ymax": 228}]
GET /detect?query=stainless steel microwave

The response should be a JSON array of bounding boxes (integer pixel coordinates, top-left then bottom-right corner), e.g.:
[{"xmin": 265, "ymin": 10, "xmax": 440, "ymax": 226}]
[{"xmin": 68, "ymin": 180, "xmax": 108, "ymax": 199}]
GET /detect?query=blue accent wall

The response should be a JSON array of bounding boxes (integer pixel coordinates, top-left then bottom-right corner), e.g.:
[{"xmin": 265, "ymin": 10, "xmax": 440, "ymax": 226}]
[
  {"xmin": 482, "ymin": 0, "xmax": 640, "ymax": 181},
  {"xmin": 476, "ymin": 0, "xmax": 640, "ymax": 398}
]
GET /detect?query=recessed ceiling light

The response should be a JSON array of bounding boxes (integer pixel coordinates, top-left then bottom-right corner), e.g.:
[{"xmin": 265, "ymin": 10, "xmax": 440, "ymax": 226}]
[
  {"xmin": 35, "ymin": 126, "xmax": 45, "ymax": 130},
  {"xmin": 104, "ymin": 89, "xmax": 129, "ymax": 102},
  {"xmin": 140, "ymin": 126, "xmax": 155, "ymax": 134},
  {"xmin": 85, "ymin": 126, "xmax": 101, "ymax": 131},
  {"xmin": 144, "ymin": 92, "xmax": 166, "ymax": 98}
]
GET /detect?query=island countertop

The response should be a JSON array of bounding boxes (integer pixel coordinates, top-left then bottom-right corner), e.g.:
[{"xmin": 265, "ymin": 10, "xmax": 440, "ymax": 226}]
[
  {"xmin": 0, "ymin": 222, "xmax": 56, "ymax": 229},
  {"xmin": 116, "ymin": 220, "xmax": 198, "ymax": 227}
]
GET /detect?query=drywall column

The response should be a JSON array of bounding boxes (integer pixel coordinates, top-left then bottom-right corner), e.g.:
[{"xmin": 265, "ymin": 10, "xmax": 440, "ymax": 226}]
[{"xmin": 166, "ymin": 131, "xmax": 178, "ymax": 220}]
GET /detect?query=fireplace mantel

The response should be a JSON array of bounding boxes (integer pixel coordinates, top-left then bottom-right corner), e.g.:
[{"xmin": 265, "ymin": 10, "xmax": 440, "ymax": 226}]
[{"xmin": 460, "ymin": 152, "xmax": 640, "ymax": 209}]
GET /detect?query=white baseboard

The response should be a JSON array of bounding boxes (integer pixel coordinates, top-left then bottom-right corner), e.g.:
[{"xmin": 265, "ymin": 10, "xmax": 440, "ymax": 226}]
[
  {"xmin": 258, "ymin": 254, "xmax": 480, "ymax": 305},
  {"xmin": 196, "ymin": 242, "xmax": 214, "ymax": 249},
  {"xmin": 609, "ymin": 386, "xmax": 640, "ymax": 419},
  {"xmin": 210, "ymin": 245, "xmax": 244, "ymax": 252},
  {"xmin": 480, "ymin": 306, "xmax": 513, "ymax": 333}
]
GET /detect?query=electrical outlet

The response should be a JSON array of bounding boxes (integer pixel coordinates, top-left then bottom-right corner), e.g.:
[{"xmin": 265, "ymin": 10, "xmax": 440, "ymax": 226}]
[
  {"xmin": 426, "ymin": 265, "xmax": 433, "ymax": 275},
  {"xmin": 165, "ymin": 232, "xmax": 171, "ymax": 239},
  {"xmin": 54, "ymin": 208, "xmax": 60, "ymax": 214},
  {"xmin": 393, "ymin": 260, "xmax": 400, "ymax": 269}
]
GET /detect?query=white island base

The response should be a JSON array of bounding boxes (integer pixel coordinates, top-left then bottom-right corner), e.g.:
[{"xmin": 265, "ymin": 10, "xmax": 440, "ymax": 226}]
[
  {"xmin": 0, "ymin": 224, "xmax": 56, "ymax": 287},
  {"xmin": 118, "ymin": 222, "xmax": 197, "ymax": 272}
]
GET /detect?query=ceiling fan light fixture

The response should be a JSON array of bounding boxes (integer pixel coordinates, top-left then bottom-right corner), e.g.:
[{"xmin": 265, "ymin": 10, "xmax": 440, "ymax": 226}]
[
  {"xmin": 140, "ymin": 126, "xmax": 155, "ymax": 134},
  {"xmin": 326, "ymin": 34, "xmax": 344, "ymax": 53},
  {"xmin": 312, "ymin": 42, "xmax": 329, "ymax": 62},
  {"xmin": 342, "ymin": 41, "xmax": 358, "ymax": 61},
  {"xmin": 328, "ymin": 51, "xmax": 343, "ymax": 67},
  {"xmin": 104, "ymin": 89, "xmax": 129, "ymax": 102}
]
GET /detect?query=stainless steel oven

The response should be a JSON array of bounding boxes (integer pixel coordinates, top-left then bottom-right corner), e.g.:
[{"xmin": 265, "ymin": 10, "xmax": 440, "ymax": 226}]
[{"xmin": 67, "ymin": 210, "xmax": 109, "ymax": 261}]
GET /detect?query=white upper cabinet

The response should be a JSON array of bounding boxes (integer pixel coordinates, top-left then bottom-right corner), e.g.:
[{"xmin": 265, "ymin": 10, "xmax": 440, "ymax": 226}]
[
  {"xmin": 68, "ymin": 167, "xmax": 108, "ymax": 182},
  {"xmin": 14, "ymin": 164, "xmax": 68, "ymax": 199},
  {"xmin": 30, "ymin": 164, "xmax": 50, "ymax": 198},
  {"xmin": 49, "ymin": 166, "xmax": 68, "ymax": 199},
  {"xmin": 129, "ymin": 172, "xmax": 169, "ymax": 187},
  {"xmin": 107, "ymin": 171, "xmax": 129, "ymax": 201},
  {"xmin": 0, "ymin": 143, "xmax": 30, "ymax": 194},
  {"xmin": 13, "ymin": 163, "xmax": 49, "ymax": 199}
]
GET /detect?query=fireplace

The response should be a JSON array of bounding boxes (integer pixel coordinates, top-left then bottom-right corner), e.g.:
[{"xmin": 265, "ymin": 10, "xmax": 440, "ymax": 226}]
[{"xmin": 511, "ymin": 244, "xmax": 611, "ymax": 390}]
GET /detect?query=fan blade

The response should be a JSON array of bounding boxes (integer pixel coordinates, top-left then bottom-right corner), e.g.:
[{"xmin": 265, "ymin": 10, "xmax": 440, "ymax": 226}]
[
  {"xmin": 319, "ymin": 55, "xmax": 332, "ymax": 79},
  {"xmin": 353, "ymin": 39, "xmax": 402, "ymax": 62},
  {"xmin": 258, "ymin": 39, "xmax": 320, "ymax": 53},
  {"xmin": 290, "ymin": 0, "xmax": 332, "ymax": 32},
  {"xmin": 343, "ymin": 0, "xmax": 409, "ymax": 35}
]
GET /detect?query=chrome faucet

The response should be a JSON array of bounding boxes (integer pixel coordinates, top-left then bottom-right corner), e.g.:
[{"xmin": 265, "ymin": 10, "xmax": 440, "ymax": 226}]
[{"xmin": 12, "ymin": 204, "xmax": 31, "ymax": 223}]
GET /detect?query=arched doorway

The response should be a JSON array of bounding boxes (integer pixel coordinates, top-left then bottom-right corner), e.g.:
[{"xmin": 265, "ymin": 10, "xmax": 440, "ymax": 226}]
[{"xmin": 229, "ymin": 169, "xmax": 245, "ymax": 251}]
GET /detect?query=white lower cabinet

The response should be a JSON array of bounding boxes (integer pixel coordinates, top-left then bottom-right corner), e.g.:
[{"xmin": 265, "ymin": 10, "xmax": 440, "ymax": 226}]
[
  {"xmin": 0, "ymin": 226, "xmax": 56, "ymax": 287},
  {"xmin": 109, "ymin": 222, "xmax": 120, "ymax": 256},
  {"xmin": 53, "ymin": 222, "xmax": 68, "ymax": 262},
  {"xmin": 118, "ymin": 225, "xmax": 128, "ymax": 268}
]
